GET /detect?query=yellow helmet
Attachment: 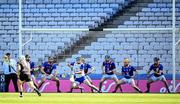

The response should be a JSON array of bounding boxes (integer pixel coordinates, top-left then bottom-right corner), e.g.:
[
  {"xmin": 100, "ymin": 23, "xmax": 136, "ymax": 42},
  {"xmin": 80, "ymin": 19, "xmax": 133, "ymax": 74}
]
[{"xmin": 124, "ymin": 58, "xmax": 130, "ymax": 63}]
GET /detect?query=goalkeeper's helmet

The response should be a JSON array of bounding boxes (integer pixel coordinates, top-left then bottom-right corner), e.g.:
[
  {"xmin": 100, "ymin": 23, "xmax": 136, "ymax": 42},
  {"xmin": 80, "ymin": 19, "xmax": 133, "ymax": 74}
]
[{"xmin": 76, "ymin": 57, "xmax": 82, "ymax": 64}]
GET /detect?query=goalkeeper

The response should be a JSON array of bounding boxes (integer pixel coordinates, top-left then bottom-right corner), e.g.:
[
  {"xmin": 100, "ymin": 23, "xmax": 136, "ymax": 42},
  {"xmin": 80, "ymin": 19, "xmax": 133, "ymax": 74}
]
[{"xmin": 145, "ymin": 57, "xmax": 170, "ymax": 93}]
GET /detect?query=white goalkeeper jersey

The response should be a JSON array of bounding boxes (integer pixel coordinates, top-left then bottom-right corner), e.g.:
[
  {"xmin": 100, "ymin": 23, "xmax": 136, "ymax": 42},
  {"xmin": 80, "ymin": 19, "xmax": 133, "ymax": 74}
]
[{"xmin": 72, "ymin": 63, "xmax": 85, "ymax": 78}]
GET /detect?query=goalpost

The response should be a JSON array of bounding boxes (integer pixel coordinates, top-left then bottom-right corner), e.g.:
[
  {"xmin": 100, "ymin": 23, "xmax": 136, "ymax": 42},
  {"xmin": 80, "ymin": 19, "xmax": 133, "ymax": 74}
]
[{"xmin": 18, "ymin": 0, "xmax": 179, "ymax": 92}]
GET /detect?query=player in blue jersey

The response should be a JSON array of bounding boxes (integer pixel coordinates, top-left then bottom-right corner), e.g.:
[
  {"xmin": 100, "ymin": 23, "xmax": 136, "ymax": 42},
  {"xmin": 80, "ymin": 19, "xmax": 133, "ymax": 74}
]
[
  {"xmin": 25, "ymin": 54, "xmax": 38, "ymax": 88},
  {"xmin": 68, "ymin": 57, "xmax": 100, "ymax": 93},
  {"xmin": 80, "ymin": 58, "xmax": 95, "ymax": 92},
  {"xmin": 145, "ymin": 57, "xmax": 170, "ymax": 93},
  {"xmin": 38, "ymin": 57, "xmax": 61, "ymax": 92},
  {"xmin": 113, "ymin": 58, "xmax": 142, "ymax": 93},
  {"xmin": 99, "ymin": 55, "xmax": 121, "ymax": 92}
]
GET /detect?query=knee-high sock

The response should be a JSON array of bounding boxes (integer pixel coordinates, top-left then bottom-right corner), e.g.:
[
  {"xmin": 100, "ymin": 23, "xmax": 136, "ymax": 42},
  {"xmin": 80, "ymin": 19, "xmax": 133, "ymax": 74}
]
[{"xmin": 146, "ymin": 83, "xmax": 150, "ymax": 92}]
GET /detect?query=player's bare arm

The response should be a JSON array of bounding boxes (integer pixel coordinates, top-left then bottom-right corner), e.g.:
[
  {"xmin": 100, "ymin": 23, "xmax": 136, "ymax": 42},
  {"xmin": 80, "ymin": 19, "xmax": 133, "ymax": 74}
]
[
  {"xmin": 87, "ymin": 67, "xmax": 95, "ymax": 75},
  {"xmin": 109, "ymin": 69, "xmax": 116, "ymax": 74},
  {"xmin": 101, "ymin": 66, "xmax": 105, "ymax": 74},
  {"xmin": 41, "ymin": 67, "xmax": 47, "ymax": 75},
  {"xmin": 147, "ymin": 70, "xmax": 151, "ymax": 78},
  {"xmin": 131, "ymin": 71, "xmax": 137, "ymax": 78},
  {"xmin": 17, "ymin": 64, "xmax": 21, "ymax": 78},
  {"xmin": 155, "ymin": 70, "xmax": 163, "ymax": 75}
]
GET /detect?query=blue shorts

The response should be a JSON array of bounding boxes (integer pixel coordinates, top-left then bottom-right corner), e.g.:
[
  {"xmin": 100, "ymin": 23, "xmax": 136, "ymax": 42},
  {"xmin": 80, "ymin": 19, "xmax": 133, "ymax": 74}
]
[
  {"xmin": 75, "ymin": 76, "xmax": 86, "ymax": 84},
  {"xmin": 41, "ymin": 74, "xmax": 53, "ymax": 80},
  {"xmin": 102, "ymin": 74, "xmax": 118, "ymax": 80},
  {"xmin": 150, "ymin": 75, "xmax": 166, "ymax": 81},
  {"xmin": 121, "ymin": 78, "xmax": 134, "ymax": 84}
]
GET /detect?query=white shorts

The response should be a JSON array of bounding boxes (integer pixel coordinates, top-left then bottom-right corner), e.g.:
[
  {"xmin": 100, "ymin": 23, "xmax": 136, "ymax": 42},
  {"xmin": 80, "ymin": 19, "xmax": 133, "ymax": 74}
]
[
  {"xmin": 121, "ymin": 78, "xmax": 134, "ymax": 84},
  {"xmin": 150, "ymin": 75, "xmax": 166, "ymax": 81},
  {"xmin": 41, "ymin": 74, "xmax": 53, "ymax": 80},
  {"xmin": 102, "ymin": 74, "xmax": 118, "ymax": 80}
]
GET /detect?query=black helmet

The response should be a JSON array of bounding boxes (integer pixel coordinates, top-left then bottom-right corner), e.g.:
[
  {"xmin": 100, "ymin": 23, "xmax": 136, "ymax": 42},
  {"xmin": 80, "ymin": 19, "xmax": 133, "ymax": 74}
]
[
  {"xmin": 6, "ymin": 53, "xmax": 10, "ymax": 56},
  {"xmin": 105, "ymin": 55, "xmax": 111, "ymax": 60},
  {"xmin": 154, "ymin": 57, "xmax": 160, "ymax": 63},
  {"xmin": 25, "ymin": 54, "xmax": 30, "ymax": 58},
  {"xmin": 48, "ymin": 57, "xmax": 54, "ymax": 61}
]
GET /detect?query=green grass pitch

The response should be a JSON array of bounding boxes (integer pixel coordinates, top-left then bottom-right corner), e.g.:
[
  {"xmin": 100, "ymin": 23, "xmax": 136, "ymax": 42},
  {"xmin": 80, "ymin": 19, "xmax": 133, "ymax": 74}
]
[{"xmin": 0, "ymin": 93, "xmax": 180, "ymax": 104}]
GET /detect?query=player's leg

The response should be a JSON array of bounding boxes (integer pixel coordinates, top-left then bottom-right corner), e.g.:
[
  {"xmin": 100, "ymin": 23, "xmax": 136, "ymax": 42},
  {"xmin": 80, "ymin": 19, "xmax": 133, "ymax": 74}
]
[
  {"xmin": 68, "ymin": 75, "xmax": 83, "ymax": 93},
  {"xmin": 31, "ymin": 75, "xmax": 38, "ymax": 88},
  {"xmin": 4, "ymin": 75, "xmax": 11, "ymax": 92},
  {"xmin": 38, "ymin": 74, "xmax": 46, "ymax": 89},
  {"xmin": 131, "ymin": 79, "xmax": 142, "ymax": 93},
  {"xmin": 145, "ymin": 77, "xmax": 154, "ymax": 93},
  {"xmin": 11, "ymin": 74, "xmax": 19, "ymax": 92},
  {"xmin": 111, "ymin": 75, "xmax": 123, "ymax": 93},
  {"xmin": 18, "ymin": 79, "xmax": 24, "ymax": 97},
  {"xmin": 99, "ymin": 75, "xmax": 108, "ymax": 92},
  {"xmin": 112, "ymin": 79, "xmax": 125, "ymax": 93},
  {"xmin": 70, "ymin": 82, "xmax": 78, "ymax": 92},
  {"xmin": 86, "ymin": 75, "xmax": 94, "ymax": 92},
  {"xmin": 38, "ymin": 75, "xmax": 46, "ymax": 90},
  {"xmin": 84, "ymin": 79, "xmax": 100, "ymax": 92},
  {"xmin": 51, "ymin": 76, "xmax": 61, "ymax": 92},
  {"xmin": 27, "ymin": 81, "xmax": 41, "ymax": 96},
  {"xmin": 70, "ymin": 81, "xmax": 84, "ymax": 93},
  {"xmin": 161, "ymin": 76, "xmax": 170, "ymax": 93}
]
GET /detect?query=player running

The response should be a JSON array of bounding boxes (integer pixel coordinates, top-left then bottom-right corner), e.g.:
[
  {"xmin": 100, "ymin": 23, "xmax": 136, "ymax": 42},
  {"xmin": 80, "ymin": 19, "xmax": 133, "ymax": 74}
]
[
  {"xmin": 17, "ymin": 55, "xmax": 41, "ymax": 97},
  {"xmin": 99, "ymin": 55, "xmax": 121, "ymax": 92},
  {"xmin": 81, "ymin": 58, "xmax": 96, "ymax": 92},
  {"xmin": 68, "ymin": 57, "xmax": 100, "ymax": 93},
  {"xmin": 38, "ymin": 57, "xmax": 61, "ymax": 92},
  {"xmin": 145, "ymin": 57, "xmax": 170, "ymax": 93},
  {"xmin": 113, "ymin": 58, "xmax": 142, "ymax": 93},
  {"xmin": 25, "ymin": 54, "xmax": 38, "ymax": 88}
]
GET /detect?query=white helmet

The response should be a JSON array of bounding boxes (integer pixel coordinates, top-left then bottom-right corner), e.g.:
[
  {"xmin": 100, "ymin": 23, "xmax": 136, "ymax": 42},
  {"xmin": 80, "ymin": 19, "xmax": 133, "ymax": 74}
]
[{"xmin": 19, "ymin": 55, "xmax": 26, "ymax": 61}]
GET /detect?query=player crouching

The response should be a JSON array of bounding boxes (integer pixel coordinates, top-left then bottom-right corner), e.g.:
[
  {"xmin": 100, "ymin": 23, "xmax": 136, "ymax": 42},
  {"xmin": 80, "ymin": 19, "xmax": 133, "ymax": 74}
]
[
  {"xmin": 99, "ymin": 55, "xmax": 121, "ymax": 92},
  {"xmin": 68, "ymin": 57, "xmax": 84, "ymax": 92},
  {"xmin": 81, "ymin": 58, "xmax": 96, "ymax": 92},
  {"xmin": 38, "ymin": 57, "xmax": 61, "ymax": 92},
  {"xmin": 113, "ymin": 58, "xmax": 142, "ymax": 93},
  {"xmin": 145, "ymin": 57, "xmax": 170, "ymax": 93},
  {"xmin": 17, "ymin": 55, "xmax": 41, "ymax": 97},
  {"xmin": 69, "ymin": 57, "xmax": 100, "ymax": 93}
]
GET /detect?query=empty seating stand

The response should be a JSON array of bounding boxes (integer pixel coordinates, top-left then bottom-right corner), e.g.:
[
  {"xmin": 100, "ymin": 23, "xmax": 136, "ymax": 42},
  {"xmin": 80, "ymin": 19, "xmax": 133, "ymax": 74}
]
[
  {"xmin": 0, "ymin": 0, "xmax": 133, "ymax": 29},
  {"xmin": 119, "ymin": 0, "xmax": 180, "ymax": 28}
]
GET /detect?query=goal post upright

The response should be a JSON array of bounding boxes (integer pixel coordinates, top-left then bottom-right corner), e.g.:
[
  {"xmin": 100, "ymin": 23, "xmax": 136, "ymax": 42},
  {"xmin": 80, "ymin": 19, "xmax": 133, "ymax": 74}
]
[
  {"xmin": 18, "ymin": 0, "xmax": 22, "ymax": 57},
  {"xmin": 172, "ymin": 0, "xmax": 176, "ymax": 93}
]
